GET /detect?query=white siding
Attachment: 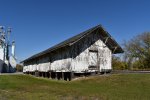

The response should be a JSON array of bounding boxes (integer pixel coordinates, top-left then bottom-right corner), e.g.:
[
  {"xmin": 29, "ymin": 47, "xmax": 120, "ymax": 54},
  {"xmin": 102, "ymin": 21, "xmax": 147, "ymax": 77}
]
[
  {"xmin": 0, "ymin": 48, "xmax": 4, "ymax": 61},
  {"xmin": 51, "ymin": 58, "xmax": 72, "ymax": 72},
  {"xmin": 71, "ymin": 49, "xmax": 89, "ymax": 72},
  {"xmin": 37, "ymin": 57, "xmax": 50, "ymax": 72},
  {"xmin": 23, "ymin": 33, "xmax": 112, "ymax": 73},
  {"xmin": 71, "ymin": 39, "xmax": 112, "ymax": 73}
]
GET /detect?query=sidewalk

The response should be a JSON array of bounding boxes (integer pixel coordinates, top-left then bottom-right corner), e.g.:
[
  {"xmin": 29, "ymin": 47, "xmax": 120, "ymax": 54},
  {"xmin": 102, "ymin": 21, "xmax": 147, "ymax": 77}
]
[{"xmin": 0, "ymin": 72, "xmax": 23, "ymax": 75}]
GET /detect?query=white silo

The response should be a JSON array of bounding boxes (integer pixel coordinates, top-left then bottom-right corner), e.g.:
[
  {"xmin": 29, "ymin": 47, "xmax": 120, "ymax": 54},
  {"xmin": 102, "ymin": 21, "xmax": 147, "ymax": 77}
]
[{"xmin": 12, "ymin": 41, "xmax": 15, "ymax": 57}]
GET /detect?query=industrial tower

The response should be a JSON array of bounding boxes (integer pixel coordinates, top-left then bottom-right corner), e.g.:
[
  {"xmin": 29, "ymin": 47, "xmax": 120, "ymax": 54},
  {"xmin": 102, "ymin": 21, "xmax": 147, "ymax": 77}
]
[{"xmin": 0, "ymin": 26, "xmax": 16, "ymax": 73}]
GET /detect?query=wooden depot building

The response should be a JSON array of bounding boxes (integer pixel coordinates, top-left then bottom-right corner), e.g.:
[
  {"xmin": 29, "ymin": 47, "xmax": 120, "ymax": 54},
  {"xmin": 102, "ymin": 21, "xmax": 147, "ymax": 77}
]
[{"xmin": 22, "ymin": 25, "xmax": 123, "ymax": 81}]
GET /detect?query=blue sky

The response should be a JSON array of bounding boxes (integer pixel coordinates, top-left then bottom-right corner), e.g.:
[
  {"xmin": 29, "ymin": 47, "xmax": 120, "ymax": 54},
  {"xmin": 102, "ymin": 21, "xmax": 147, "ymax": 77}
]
[{"xmin": 0, "ymin": 0, "xmax": 150, "ymax": 62}]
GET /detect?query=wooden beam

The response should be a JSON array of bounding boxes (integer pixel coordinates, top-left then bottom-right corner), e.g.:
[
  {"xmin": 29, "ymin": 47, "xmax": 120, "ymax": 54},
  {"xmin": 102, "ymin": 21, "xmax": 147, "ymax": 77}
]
[
  {"xmin": 113, "ymin": 46, "xmax": 118, "ymax": 53},
  {"xmin": 95, "ymin": 28, "xmax": 100, "ymax": 34},
  {"xmin": 104, "ymin": 37, "xmax": 109, "ymax": 44}
]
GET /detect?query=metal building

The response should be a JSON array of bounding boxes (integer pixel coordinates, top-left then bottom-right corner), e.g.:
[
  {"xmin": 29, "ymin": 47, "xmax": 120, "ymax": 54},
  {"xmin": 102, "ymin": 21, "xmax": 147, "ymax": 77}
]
[
  {"xmin": 0, "ymin": 26, "xmax": 17, "ymax": 73},
  {"xmin": 22, "ymin": 25, "xmax": 123, "ymax": 80}
]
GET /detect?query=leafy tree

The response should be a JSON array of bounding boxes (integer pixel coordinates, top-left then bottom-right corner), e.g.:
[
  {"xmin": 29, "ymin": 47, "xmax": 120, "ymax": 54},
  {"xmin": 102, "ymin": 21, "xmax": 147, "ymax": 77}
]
[
  {"xmin": 123, "ymin": 32, "xmax": 150, "ymax": 70},
  {"xmin": 112, "ymin": 55, "xmax": 127, "ymax": 70},
  {"xmin": 16, "ymin": 64, "xmax": 23, "ymax": 72}
]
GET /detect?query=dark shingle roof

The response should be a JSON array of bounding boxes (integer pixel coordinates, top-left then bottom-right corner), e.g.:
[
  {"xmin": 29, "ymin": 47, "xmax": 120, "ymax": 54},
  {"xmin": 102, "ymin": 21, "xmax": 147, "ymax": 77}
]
[{"xmin": 22, "ymin": 25, "xmax": 124, "ymax": 63}]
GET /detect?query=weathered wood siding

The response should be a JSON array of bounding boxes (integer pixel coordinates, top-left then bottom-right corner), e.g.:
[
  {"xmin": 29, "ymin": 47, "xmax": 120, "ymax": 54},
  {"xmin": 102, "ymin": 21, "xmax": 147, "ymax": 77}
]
[
  {"xmin": 50, "ymin": 49, "xmax": 72, "ymax": 72},
  {"xmin": 70, "ymin": 31, "xmax": 112, "ymax": 73},
  {"xmin": 23, "ymin": 31, "xmax": 112, "ymax": 73},
  {"xmin": 36, "ymin": 56, "xmax": 49, "ymax": 72}
]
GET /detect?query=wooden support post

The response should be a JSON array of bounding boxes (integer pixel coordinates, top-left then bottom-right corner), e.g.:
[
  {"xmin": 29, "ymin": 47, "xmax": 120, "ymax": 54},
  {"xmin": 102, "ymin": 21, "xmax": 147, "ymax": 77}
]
[
  {"xmin": 71, "ymin": 72, "xmax": 74, "ymax": 79},
  {"xmin": 64, "ymin": 72, "xmax": 67, "ymax": 81},
  {"xmin": 41, "ymin": 72, "xmax": 43, "ymax": 77},
  {"xmin": 57, "ymin": 72, "xmax": 60, "ymax": 80},
  {"xmin": 35, "ymin": 71, "xmax": 39, "ymax": 77},
  {"xmin": 39, "ymin": 72, "xmax": 40, "ymax": 77},
  {"xmin": 44, "ymin": 72, "xmax": 46, "ymax": 78},
  {"xmin": 37, "ymin": 71, "xmax": 39, "ymax": 77},
  {"xmin": 44, "ymin": 72, "xmax": 46, "ymax": 77},
  {"xmin": 43, "ymin": 72, "xmax": 45, "ymax": 77},
  {"xmin": 49, "ymin": 72, "xmax": 51, "ymax": 79},
  {"xmin": 51, "ymin": 72, "xmax": 55, "ymax": 79},
  {"xmin": 55, "ymin": 72, "xmax": 57, "ymax": 80},
  {"xmin": 69, "ymin": 72, "xmax": 72, "ymax": 81},
  {"xmin": 62, "ymin": 72, "xmax": 64, "ymax": 80},
  {"xmin": 46, "ymin": 72, "xmax": 49, "ymax": 78},
  {"xmin": 39, "ymin": 72, "xmax": 42, "ymax": 77}
]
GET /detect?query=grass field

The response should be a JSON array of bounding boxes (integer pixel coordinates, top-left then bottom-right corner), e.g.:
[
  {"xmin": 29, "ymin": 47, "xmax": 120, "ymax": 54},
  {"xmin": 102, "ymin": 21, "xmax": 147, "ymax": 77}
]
[{"xmin": 0, "ymin": 74, "xmax": 150, "ymax": 100}]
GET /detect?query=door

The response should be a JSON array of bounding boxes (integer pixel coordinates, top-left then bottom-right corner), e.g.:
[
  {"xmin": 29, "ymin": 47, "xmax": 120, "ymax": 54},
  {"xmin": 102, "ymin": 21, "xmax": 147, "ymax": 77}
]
[{"xmin": 88, "ymin": 50, "xmax": 98, "ymax": 70}]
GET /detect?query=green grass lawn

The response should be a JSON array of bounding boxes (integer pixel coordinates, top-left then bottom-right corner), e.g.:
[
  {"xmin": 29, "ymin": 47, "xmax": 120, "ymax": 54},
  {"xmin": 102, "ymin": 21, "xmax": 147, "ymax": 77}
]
[{"xmin": 0, "ymin": 74, "xmax": 150, "ymax": 100}]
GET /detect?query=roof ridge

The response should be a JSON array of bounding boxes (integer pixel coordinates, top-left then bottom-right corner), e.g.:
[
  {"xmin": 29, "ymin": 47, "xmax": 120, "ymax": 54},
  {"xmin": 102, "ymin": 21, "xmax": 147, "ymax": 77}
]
[
  {"xmin": 21, "ymin": 25, "xmax": 102, "ymax": 62},
  {"xmin": 21, "ymin": 24, "xmax": 124, "ymax": 63}
]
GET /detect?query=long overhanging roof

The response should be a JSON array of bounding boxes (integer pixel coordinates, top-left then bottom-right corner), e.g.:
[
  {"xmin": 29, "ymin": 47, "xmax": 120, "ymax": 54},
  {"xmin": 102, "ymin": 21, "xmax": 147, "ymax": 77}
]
[{"xmin": 22, "ymin": 25, "xmax": 124, "ymax": 63}]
